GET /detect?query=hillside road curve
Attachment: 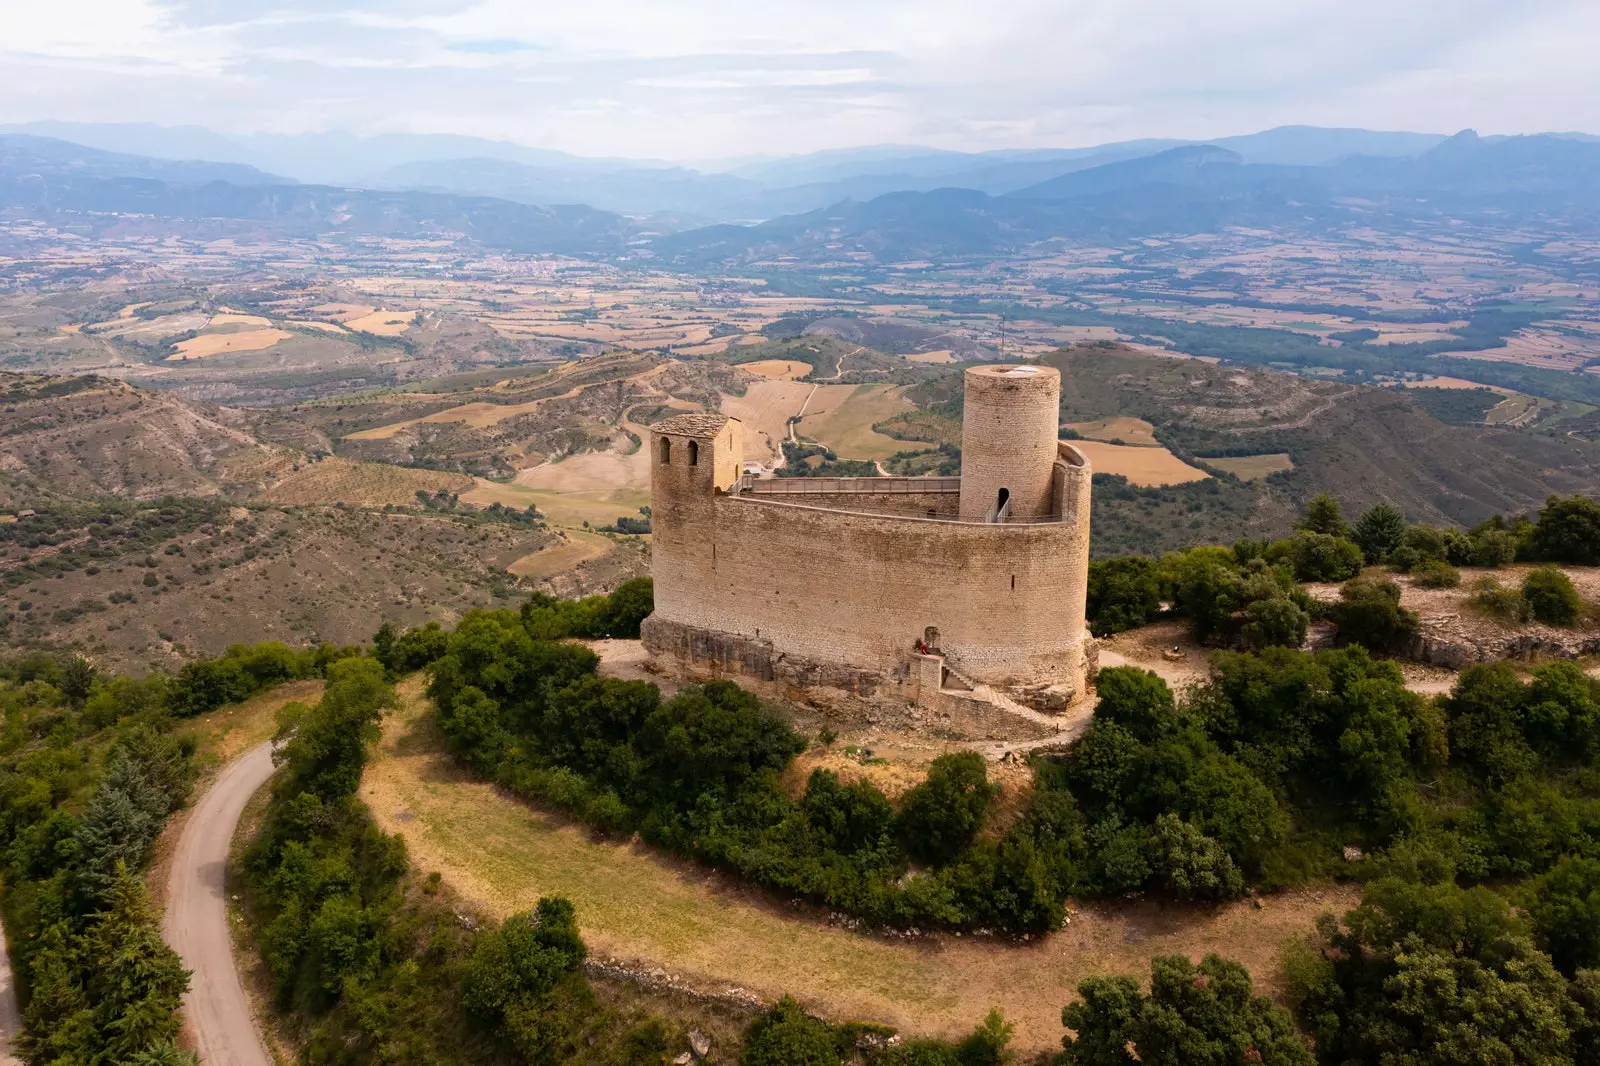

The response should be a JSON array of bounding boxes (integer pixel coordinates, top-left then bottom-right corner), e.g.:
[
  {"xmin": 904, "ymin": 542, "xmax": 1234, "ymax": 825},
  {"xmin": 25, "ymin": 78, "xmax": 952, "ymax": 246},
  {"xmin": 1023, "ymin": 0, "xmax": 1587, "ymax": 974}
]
[
  {"xmin": 0, "ymin": 915, "xmax": 21, "ymax": 1065},
  {"xmin": 162, "ymin": 742, "xmax": 277, "ymax": 1066}
]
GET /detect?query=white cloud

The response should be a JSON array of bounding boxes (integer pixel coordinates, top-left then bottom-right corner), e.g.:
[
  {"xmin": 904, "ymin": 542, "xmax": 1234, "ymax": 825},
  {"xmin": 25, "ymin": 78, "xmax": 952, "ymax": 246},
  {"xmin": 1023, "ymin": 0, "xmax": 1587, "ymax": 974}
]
[{"xmin": 0, "ymin": 0, "xmax": 1595, "ymax": 158}]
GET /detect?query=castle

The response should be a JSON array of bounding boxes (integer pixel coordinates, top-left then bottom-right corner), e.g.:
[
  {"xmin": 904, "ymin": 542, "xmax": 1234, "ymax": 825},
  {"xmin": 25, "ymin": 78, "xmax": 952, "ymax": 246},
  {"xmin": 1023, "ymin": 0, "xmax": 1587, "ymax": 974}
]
[{"xmin": 640, "ymin": 364, "xmax": 1093, "ymax": 714}]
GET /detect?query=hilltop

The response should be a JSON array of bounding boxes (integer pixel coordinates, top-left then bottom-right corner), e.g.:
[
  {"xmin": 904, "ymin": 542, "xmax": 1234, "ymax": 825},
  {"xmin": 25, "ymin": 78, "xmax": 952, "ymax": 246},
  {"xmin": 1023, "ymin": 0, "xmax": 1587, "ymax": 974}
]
[{"xmin": 0, "ymin": 373, "xmax": 295, "ymax": 502}]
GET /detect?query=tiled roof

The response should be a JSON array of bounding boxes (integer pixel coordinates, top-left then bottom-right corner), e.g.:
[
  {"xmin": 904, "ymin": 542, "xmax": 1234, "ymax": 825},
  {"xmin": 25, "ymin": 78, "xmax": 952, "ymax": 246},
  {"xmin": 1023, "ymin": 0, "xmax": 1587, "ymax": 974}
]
[{"xmin": 650, "ymin": 412, "xmax": 732, "ymax": 437}]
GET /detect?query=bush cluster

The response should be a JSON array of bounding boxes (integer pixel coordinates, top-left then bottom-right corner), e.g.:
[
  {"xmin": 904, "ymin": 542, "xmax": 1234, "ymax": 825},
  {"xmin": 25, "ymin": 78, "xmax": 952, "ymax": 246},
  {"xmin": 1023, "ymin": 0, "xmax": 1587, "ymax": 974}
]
[
  {"xmin": 240, "ymin": 657, "xmax": 701, "ymax": 1064},
  {"xmin": 0, "ymin": 653, "xmax": 197, "ymax": 1063},
  {"xmin": 427, "ymin": 607, "xmax": 1085, "ymax": 934},
  {"xmin": 1087, "ymin": 545, "xmax": 1312, "ymax": 648},
  {"xmin": 168, "ymin": 639, "xmax": 363, "ymax": 716}
]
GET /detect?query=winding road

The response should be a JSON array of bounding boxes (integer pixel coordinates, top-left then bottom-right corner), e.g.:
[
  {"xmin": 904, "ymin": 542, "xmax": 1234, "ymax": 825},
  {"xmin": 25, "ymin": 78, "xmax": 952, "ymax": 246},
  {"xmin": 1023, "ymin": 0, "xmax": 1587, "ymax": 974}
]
[
  {"xmin": 0, "ymin": 916, "xmax": 20, "ymax": 1065},
  {"xmin": 163, "ymin": 742, "xmax": 277, "ymax": 1066}
]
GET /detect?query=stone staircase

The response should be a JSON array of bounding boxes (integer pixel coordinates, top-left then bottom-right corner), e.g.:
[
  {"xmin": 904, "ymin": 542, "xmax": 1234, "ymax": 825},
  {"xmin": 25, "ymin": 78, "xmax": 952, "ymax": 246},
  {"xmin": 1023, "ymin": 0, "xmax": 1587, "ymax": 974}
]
[{"xmin": 917, "ymin": 655, "xmax": 1094, "ymax": 759}]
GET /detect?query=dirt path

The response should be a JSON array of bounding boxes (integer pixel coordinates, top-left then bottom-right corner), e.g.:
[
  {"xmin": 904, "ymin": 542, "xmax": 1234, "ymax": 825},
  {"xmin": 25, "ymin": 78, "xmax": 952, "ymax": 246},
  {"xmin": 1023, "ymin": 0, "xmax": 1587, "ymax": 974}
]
[
  {"xmin": 163, "ymin": 743, "xmax": 277, "ymax": 1066},
  {"xmin": 0, "ymin": 919, "xmax": 20, "ymax": 1065},
  {"xmin": 361, "ymin": 680, "xmax": 1357, "ymax": 1053}
]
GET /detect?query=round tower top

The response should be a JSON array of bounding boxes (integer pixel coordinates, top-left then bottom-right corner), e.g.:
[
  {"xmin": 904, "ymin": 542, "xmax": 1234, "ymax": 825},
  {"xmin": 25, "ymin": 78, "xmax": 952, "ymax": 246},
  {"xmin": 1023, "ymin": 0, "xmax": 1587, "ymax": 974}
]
[{"xmin": 967, "ymin": 363, "xmax": 1055, "ymax": 379}]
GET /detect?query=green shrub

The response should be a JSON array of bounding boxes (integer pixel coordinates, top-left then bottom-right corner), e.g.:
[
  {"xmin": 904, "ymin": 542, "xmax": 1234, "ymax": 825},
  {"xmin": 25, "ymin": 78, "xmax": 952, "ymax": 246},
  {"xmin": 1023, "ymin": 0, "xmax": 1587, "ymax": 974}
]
[
  {"xmin": 1353, "ymin": 502, "xmax": 1408, "ymax": 563},
  {"xmin": 1411, "ymin": 559, "xmax": 1461, "ymax": 588},
  {"xmin": 1328, "ymin": 576, "xmax": 1419, "ymax": 653},
  {"xmin": 1472, "ymin": 529, "xmax": 1519, "ymax": 568},
  {"xmin": 1523, "ymin": 567, "xmax": 1582, "ymax": 626},
  {"xmin": 1531, "ymin": 495, "xmax": 1600, "ymax": 565},
  {"xmin": 1470, "ymin": 576, "xmax": 1530, "ymax": 622},
  {"xmin": 1281, "ymin": 532, "xmax": 1364, "ymax": 583},
  {"xmin": 1087, "ymin": 556, "xmax": 1162, "ymax": 636},
  {"xmin": 897, "ymin": 753, "xmax": 996, "ymax": 866},
  {"xmin": 742, "ymin": 997, "xmax": 843, "ymax": 1066},
  {"xmin": 1241, "ymin": 596, "xmax": 1309, "ymax": 649},
  {"xmin": 1063, "ymin": 954, "xmax": 1312, "ymax": 1066}
]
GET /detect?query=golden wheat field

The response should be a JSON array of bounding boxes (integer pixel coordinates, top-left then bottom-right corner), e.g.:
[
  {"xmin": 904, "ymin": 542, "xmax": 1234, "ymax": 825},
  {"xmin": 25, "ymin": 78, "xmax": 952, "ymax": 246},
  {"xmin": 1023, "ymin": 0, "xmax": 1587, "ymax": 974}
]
[
  {"xmin": 1069, "ymin": 441, "xmax": 1210, "ymax": 486},
  {"xmin": 167, "ymin": 329, "xmax": 292, "ymax": 360},
  {"xmin": 740, "ymin": 359, "xmax": 814, "ymax": 379},
  {"xmin": 1203, "ymin": 453, "xmax": 1295, "ymax": 480},
  {"xmin": 346, "ymin": 310, "xmax": 419, "ymax": 336},
  {"xmin": 1063, "ymin": 416, "xmax": 1161, "ymax": 447}
]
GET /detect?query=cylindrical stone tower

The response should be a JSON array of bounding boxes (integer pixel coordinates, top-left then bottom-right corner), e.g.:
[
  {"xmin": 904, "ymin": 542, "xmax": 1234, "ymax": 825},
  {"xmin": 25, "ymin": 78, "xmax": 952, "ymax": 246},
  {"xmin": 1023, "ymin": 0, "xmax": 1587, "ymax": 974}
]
[{"xmin": 958, "ymin": 364, "xmax": 1062, "ymax": 521}]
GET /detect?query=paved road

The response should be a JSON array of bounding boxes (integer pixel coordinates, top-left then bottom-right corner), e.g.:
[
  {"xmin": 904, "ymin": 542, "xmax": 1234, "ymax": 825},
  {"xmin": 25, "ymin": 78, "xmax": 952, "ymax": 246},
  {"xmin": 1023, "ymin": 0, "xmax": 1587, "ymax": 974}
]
[
  {"xmin": 0, "ymin": 916, "xmax": 21, "ymax": 1065},
  {"xmin": 163, "ymin": 742, "xmax": 277, "ymax": 1066}
]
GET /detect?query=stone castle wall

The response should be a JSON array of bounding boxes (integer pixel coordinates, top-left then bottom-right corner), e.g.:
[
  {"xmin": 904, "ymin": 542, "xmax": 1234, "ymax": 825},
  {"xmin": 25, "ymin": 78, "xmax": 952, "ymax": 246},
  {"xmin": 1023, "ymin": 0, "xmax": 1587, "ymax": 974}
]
[
  {"xmin": 644, "ymin": 367, "xmax": 1092, "ymax": 703},
  {"xmin": 646, "ymin": 489, "xmax": 1090, "ymax": 692}
]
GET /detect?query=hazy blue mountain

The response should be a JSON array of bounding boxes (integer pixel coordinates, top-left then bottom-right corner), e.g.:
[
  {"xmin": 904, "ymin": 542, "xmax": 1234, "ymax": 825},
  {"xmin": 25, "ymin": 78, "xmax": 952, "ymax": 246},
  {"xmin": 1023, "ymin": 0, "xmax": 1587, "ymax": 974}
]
[
  {"xmin": 0, "ymin": 121, "xmax": 1466, "ymax": 221},
  {"xmin": 0, "ymin": 133, "xmax": 289, "ymax": 186},
  {"xmin": 1007, "ymin": 145, "xmax": 1250, "ymax": 199},
  {"xmin": 653, "ymin": 132, "xmax": 1600, "ymax": 264},
  {"xmin": 0, "ymin": 121, "xmax": 649, "ymax": 186},
  {"xmin": 1208, "ymin": 125, "xmax": 1447, "ymax": 164},
  {"xmin": 0, "ymin": 166, "xmax": 637, "ymax": 256}
]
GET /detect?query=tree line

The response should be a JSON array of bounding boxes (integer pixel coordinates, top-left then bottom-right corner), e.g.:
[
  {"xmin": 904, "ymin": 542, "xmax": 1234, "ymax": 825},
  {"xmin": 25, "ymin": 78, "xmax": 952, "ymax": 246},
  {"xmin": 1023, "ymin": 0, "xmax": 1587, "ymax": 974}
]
[{"xmin": 1088, "ymin": 492, "xmax": 1600, "ymax": 653}]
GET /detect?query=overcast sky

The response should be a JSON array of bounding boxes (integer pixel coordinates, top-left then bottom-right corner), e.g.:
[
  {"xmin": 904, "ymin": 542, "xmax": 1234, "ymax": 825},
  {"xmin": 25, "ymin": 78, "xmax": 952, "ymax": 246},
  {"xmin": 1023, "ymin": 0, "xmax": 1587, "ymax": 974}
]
[{"xmin": 2, "ymin": 0, "xmax": 1597, "ymax": 161}]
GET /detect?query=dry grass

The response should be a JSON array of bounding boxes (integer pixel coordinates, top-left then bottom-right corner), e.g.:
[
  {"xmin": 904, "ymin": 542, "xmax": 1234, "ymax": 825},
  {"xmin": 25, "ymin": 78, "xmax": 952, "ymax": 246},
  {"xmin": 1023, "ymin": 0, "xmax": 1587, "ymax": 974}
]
[
  {"xmin": 288, "ymin": 320, "xmax": 348, "ymax": 333},
  {"xmin": 1402, "ymin": 377, "xmax": 1517, "ymax": 395},
  {"xmin": 507, "ymin": 529, "xmax": 613, "ymax": 579},
  {"xmin": 905, "ymin": 350, "xmax": 956, "ymax": 364},
  {"xmin": 345, "ymin": 398, "xmax": 554, "ymax": 440},
  {"xmin": 1069, "ymin": 441, "xmax": 1210, "ymax": 486},
  {"xmin": 800, "ymin": 384, "xmax": 915, "ymax": 461},
  {"xmin": 255, "ymin": 457, "xmax": 475, "ymax": 508},
  {"xmin": 463, "ymin": 477, "xmax": 651, "ymax": 531},
  {"xmin": 360, "ymin": 679, "xmax": 1357, "ymax": 1052},
  {"xmin": 184, "ymin": 679, "xmax": 324, "ymax": 764},
  {"xmin": 1204, "ymin": 453, "xmax": 1295, "ymax": 481},
  {"xmin": 720, "ymin": 381, "xmax": 841, "ymax": 464},
  {"xmin": 208, "ymin": 313, "xmax": 274, "ymax": 328},
  {"xmin": 1063, "ymin": 417, "xmax": 1160, "ymax": 447},
  {"xmin": 167, "ymin": 329, "xmax": 292, "ymax": 360},
  {"xmin": 741, "ymin": 359, "xmax": 813, "ymax": 380},
  {"xmin": 346, "ymin": 310, "xmax": 418, "ymax": 336}
]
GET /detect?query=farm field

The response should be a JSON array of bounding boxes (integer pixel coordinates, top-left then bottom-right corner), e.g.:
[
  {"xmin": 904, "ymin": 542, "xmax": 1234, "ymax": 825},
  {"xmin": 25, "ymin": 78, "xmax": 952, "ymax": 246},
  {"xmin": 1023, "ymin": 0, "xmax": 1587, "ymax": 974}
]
[
  {"xmin": 740, "ymin": 359, "xmax": 813, "ymax": 379},
  {"xmin": 346, "ymin": 309, "xmax": 419, "ymax": 335},
  {"xmin": 1069, "ymin": 440, "xmax": 1210, "ymax": 486},
  {"xmin": 463, "ymin": 477, "xmax": 651, "ymax": 534},
  {"xmin": 798, "ymin": 384, "xmax": 916, "ymax": 461},
  {"xmin": 1401, "ymin": 376, "xmax": 1517, "ymax": 394},
  {"xmin": 1062, "ymin": 416, "xmax": 1160, "ymax": 446},
  {"xmin": 720, "ymin": 381, "xmax": 854, "ymax": 464},
  {"xmin": 1203, "ymin": 453, "xmax": 1295, "ymax": 480},
  {"xmin": 168, "ymin": 328, "xmax": 291, "ymax": 359},
  {"xmin": 360, "ymin": 677, "xmax": 1359, "ymax": 1054},
  {"xmin": 507, "ymin": 529, "xmax": 614, "ymax": 579}
]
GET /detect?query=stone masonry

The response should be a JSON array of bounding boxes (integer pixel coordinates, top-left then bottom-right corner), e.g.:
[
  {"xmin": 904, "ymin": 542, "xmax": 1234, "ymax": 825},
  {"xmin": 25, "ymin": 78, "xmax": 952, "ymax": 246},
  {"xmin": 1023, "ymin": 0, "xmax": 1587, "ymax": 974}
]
[{"xmin": 641, "ymin": 365, "xmax": 1093, "ymax": 712}]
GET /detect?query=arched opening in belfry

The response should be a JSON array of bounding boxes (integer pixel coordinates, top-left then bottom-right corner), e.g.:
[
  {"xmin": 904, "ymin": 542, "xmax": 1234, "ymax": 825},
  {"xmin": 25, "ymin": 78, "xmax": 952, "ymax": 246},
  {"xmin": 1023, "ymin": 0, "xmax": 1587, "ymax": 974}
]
[
  {"xmin": 658, "ymin": 437, "xmax": 672, "ymax": 464},
  {"xmin": 924, "ymin": 626, "xmax": 940, "ymax": 649},
  {"xmin": 688, "ymin": 440, "xmax": 700, "ymax": 466},
  {"xmin": 995, "ymin": 486, "xmax": 1011, "ymax": 520}
]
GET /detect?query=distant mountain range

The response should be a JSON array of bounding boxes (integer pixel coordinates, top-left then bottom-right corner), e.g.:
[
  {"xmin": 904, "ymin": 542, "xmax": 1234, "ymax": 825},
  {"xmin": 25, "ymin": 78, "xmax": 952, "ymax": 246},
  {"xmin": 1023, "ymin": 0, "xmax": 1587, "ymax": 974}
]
[
  {"xmin": 654, "ymin": 133, "xmax": 1600, "ymax": 264},
  {"xmin": 0, "ymin": 121, "xmax": 1472, "ymax": 222},
  {"xmin": 2, "ymin": 125, "xmax": 1598, "ymax": 261}
]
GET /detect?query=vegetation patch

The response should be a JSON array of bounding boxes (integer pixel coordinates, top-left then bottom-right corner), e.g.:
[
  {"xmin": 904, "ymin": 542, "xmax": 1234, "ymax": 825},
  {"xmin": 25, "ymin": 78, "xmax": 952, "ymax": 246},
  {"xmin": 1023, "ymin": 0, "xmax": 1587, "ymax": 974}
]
[{"xmin": 1203, "ymin": 452, "xmax": 1295, "ymax": 480}]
